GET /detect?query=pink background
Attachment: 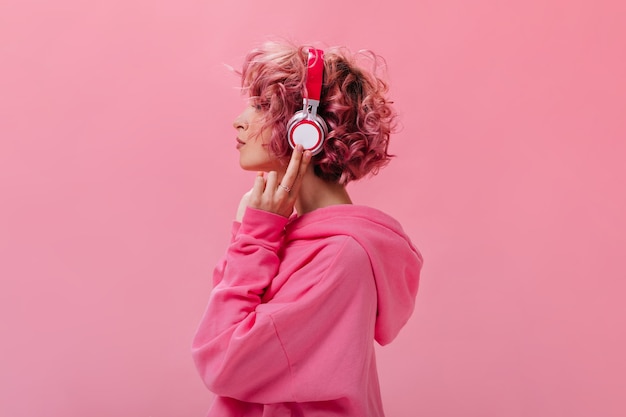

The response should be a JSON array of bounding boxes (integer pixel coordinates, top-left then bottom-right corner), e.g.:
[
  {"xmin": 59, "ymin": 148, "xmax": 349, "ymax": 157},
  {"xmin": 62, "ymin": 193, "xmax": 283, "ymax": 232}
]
[{"xmin": 1, "ymin": 1, "xmax": 625, "ymax": 416}]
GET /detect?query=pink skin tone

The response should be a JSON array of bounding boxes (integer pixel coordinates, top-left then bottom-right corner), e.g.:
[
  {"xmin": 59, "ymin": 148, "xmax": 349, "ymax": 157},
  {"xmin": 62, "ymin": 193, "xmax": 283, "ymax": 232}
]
[{"xmin": 233, "ymin": 104, "xmax": 312, "ymax": 220}]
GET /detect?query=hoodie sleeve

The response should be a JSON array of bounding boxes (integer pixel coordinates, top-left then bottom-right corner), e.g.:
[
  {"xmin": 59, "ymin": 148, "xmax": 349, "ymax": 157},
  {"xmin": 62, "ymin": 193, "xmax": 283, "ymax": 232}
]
[
  {"xmin": 191, "ymin": 207, "xmax": 378, "ymax": 403},
  {"xmin": 211, "ymin": 220, "xmax": 242, "ymax": 288}
]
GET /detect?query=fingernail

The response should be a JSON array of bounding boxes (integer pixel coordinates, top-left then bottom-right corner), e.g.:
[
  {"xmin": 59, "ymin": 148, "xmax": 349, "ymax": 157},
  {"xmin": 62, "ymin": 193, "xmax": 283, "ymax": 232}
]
[
  {"xmin": 304, "ymin": 151, "xmax": 312, "ymax": 160},
  {"xmin": 296, "ymin": 144, "xmax": 303, "ymax": 152},
  {"xmin": 257, "ymin": 171, "xmax": 264, "ymax": 177}
]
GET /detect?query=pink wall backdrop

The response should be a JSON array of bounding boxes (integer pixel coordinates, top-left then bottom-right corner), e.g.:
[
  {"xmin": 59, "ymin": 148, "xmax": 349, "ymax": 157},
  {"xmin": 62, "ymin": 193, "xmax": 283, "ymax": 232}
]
[{"xmin": 1, "ymin": 1, "xmax": 624, "ymax": 416}]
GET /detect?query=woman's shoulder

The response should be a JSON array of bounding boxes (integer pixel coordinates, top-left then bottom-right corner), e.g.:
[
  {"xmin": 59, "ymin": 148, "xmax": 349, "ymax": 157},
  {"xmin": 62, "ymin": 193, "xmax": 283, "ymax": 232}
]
[{"xmin": 285, "ymin": 204, "xmax": 407, "ymax": 242}]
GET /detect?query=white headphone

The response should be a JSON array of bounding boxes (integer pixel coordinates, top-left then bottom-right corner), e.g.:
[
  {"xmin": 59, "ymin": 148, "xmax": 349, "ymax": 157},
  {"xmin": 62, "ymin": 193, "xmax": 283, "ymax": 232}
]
[{"xmin": 286, "ymin": 48, "xmax": 328, "ymax": 155}]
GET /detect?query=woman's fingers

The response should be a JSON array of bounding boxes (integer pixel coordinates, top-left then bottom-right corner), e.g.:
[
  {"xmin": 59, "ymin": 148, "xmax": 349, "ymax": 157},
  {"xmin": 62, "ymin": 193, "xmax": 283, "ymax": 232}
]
[
  {"xmin": 288, "ymin": 149, "xmax": 312, "ymax": 197},
  {"xmin": 236, "ymin": 188, "xmax": 254, "ymax": 222},
  {"xmin": 265, "ymin": 171, "xmax": 278, "ymax": 199},
  {"xmin": 278, "ymin": 145, "xmax": 303, "ymax": 194},
  {"xmin": 246, "ymin": 146, "xmax": 312, "ymax": 217},
  {"xmin": 279, "ymin": 145, "xmax": 311, "ymax": 197},
  {"xmin": 249, "ymin": 171, "xmax": 266, "ymax": 206}
]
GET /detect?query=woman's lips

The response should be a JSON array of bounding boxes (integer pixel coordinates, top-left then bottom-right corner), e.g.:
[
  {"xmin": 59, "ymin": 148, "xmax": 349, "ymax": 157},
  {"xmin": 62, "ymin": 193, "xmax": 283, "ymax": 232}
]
[{"xmin": 236, "ymin": 138, "xmax": 245, "ymax": 149}]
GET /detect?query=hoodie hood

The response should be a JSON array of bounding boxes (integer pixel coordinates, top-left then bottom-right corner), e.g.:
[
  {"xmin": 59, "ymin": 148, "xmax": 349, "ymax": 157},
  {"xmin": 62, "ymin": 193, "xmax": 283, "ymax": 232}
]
[{"xmin": 285, "ymin": 204, "xmax": 423, "ymax": 345}]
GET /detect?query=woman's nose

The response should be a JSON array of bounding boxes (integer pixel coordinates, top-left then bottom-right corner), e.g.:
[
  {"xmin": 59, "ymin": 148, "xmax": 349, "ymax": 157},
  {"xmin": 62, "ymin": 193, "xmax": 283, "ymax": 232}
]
[{"xmin": 233, "ymin": 114, "xmax": 248, "ymax": 130}]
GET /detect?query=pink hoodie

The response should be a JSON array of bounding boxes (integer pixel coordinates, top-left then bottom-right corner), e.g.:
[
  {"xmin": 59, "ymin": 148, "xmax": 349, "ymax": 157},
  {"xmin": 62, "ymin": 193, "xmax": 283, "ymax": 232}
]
[{"xmin": 192, "ymin": 204, "xmax": 423, "ymax": 416}]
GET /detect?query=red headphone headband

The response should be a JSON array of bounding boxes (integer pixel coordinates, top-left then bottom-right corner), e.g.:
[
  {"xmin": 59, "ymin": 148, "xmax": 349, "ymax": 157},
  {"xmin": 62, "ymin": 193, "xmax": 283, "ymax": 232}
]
[
  {"xmin": 286, "ymin": 47, "xmax": 328, "ymax": 155},
  {"xmin": 306, "ymin": 48, "xmax": 324, "ymax": 101}
]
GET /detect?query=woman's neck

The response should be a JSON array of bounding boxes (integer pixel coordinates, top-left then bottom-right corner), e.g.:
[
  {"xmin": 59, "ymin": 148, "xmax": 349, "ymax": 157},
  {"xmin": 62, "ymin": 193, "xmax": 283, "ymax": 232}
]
[{"xmin": 294, "ymin": 166, "xmax": 352, "ymax": 215}]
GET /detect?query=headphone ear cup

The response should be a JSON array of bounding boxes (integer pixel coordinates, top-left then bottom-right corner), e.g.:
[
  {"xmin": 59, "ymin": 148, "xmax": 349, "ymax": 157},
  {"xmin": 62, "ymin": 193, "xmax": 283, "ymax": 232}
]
[
  {"xmin": 287, "ymin": 111, "xmax": 328, "ymax": 155},
  {"xmin": 315, "ymin": 114, "xmax": 329, "ymax": 139},
  {"xmin": 286, "ymin": 110, "xmax": 305, "ymax": 139}
]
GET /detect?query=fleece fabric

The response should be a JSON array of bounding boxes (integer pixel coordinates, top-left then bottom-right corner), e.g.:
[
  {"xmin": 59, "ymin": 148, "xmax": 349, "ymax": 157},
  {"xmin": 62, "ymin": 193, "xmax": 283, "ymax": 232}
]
[{"xmin": 191, "ymin": 204, "xmax": 423, "ymax": 417}]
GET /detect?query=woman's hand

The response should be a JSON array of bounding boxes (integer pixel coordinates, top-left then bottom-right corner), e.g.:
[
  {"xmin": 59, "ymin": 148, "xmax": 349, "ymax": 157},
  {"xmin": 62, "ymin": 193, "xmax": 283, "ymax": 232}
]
[
  {"xmin": 235, "ymin": 189, "xmax": 254, "ymax": 222},
  {"xmin": 236, "ymin": 145, "xmax": 312, "ymax": 221}
]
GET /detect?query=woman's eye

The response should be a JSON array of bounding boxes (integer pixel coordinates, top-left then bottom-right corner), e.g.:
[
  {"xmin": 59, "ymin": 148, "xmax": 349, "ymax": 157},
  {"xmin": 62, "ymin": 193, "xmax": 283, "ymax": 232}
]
[{"xmin": 253, "ymin": 102, "xmax": 269, "ymax": 112}]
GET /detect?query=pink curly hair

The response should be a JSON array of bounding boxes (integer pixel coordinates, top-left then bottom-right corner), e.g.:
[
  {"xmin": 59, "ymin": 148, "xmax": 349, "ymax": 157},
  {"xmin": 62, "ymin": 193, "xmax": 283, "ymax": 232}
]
[{"xmin": 239, "ymin": 40, "xmax": 397, "ymax": 184}]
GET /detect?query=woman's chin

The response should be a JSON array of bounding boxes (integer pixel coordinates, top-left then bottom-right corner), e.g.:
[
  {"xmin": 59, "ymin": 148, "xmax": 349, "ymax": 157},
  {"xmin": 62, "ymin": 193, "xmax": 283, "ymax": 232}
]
[
  {"xmin": 239, "ymin": 161, "xmax": 261, "ymax": 172},
  {"xmin": 239, "ymin": 159, "xmax": 281, "ymax": 173}
]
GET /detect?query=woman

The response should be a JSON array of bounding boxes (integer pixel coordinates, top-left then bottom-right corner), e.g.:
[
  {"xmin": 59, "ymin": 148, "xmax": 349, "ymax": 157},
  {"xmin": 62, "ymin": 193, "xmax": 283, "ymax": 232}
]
[{"xmin": 192, "ymin": 40, "xmax": 423, "ymax": 417}]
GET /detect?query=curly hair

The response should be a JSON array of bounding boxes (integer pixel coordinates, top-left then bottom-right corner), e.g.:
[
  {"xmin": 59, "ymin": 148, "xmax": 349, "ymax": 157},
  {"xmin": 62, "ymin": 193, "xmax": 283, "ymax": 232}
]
[{"xmin": 239, "ymin": 40, "xmax": 397, "ymax": 184}]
